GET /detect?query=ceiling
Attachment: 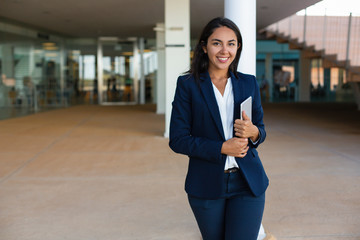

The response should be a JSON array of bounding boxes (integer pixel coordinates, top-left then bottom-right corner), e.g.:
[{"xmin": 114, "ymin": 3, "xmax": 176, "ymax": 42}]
[{"xmin": 0, "ymin": 0, "xmax": 321, "ymax": 39}]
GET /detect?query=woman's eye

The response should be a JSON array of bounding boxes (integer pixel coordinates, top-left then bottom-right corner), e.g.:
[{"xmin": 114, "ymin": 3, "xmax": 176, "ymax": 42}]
[{"xmin": 213, "ymin": 42, "xmax": 221, "ymax": 46}]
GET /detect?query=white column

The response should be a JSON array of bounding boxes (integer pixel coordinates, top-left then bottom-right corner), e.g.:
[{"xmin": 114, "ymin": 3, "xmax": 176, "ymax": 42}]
[
  {"xmin": 299, "ymin": 51, "xmax": 311, "ymax": 102},
  {"xmin": 150, "ymin": 53, "xmax": 157, "ymax": 104},
  {"xmin": 164, "ymin": 0, "xmax": 190, "ymax": 137},
  {"xmin": 97, "ymin": 39, "xmax": 103, "ymax": 105},
  {"xmin": 59, "ymin": 40, "xmax": 65, "ymax": 106},
  {"xmin": 225, "ymin": 0, "xmax": 256, "ymax": 75},
  {"xmin": 225, "ymin": 2, "xmax": 267, "ymax": 239},
  {"xmin": 155, "ymin": 23, "xmax": 166, "ymax": 114},
  {"xmin": 28, "ymin": 44, "xmax": 35, "ymax": 79},
  {"xmin": 139, "ymin": 37, "xmax": 145, "ymax": 104},
  {"xmin": 133, "ymin": 39, "xmax": 140, "ymax": 103},
  {"xmin": 265, "ymin": 53, "xmax": 273, "ymax": 102}
]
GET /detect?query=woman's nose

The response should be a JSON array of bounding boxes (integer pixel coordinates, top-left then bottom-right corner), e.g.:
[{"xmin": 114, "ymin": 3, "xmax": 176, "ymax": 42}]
[{"xmin": 220, "ymin": 45, "xmax": 228, "ymax": 53}]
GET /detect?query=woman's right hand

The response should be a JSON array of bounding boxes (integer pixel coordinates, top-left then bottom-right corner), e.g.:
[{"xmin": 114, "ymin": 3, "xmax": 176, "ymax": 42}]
[{"xmin": 221, "ymin": 137, "xmax": 249, "ymax": 158}]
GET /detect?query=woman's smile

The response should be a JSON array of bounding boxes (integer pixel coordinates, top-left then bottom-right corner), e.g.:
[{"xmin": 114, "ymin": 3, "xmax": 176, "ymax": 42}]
[{"xmin": 217, "ymin": 57, "xmax": 230, "ymax": 63}]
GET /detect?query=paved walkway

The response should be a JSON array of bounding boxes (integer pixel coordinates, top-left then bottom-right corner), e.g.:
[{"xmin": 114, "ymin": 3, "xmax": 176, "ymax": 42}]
[{"xmin": 0, "ymin": 103, "xmax": 359, "ymax": 240}]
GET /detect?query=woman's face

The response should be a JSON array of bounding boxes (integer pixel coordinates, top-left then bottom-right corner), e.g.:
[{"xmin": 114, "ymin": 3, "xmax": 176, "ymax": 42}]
[{"xmin": 203, "ymin": 26, "xmax": 239, "ymax": 74}]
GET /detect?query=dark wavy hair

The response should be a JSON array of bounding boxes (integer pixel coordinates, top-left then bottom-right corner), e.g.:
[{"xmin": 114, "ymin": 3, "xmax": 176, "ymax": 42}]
[{"xmin": 187, "ymin": 17, "xmax": 243, "ymax": 81}]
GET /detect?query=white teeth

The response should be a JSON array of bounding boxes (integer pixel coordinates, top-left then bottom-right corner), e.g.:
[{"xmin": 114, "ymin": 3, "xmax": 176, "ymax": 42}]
[{"xmin": 218, "ymin": 57, "xmax": 228, "ymax": 61}]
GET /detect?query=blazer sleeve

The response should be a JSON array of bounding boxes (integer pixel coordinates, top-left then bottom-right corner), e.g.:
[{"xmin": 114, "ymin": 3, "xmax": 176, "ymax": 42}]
[
  {"xmin": 169, "ymin": 76, "xmax": 224, "ymax": 164},
  {"xmin": 249, "ymin": 75, "xmax": 266, "ymax": 148}
]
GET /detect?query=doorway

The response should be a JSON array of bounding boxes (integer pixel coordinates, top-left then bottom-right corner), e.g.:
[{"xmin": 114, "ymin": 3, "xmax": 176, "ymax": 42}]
[{"xmin": 97, "ymin": 37, "xmax": 138, "ymax": 105}]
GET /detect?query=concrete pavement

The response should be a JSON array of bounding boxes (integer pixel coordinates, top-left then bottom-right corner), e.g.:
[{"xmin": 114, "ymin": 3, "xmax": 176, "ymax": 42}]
[{"xmin": 0, "ymin": 103, "xmax": 359, "ymax": 240}]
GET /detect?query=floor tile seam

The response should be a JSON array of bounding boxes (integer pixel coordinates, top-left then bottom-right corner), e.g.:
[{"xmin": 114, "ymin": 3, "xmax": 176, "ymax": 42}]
[
  {"xmin": 275, "ymin": 128, "xmax": 360, "ymax": 164},
  {"xmin": 0, "ymin": 115, "xmax": 94, "ymax": 185}
]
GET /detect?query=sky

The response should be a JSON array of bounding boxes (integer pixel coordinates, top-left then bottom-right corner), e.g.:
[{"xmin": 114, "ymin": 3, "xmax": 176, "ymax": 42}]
[{"xmin": 297, "ymin": 0, "xmax": 360, "ymax": 16}]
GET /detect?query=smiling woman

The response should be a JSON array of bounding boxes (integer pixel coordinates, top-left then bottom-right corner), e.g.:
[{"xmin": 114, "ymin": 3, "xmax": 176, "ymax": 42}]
[{"xmin": 169, "ymin": 17, "xmax": 268, "ymax": 240}]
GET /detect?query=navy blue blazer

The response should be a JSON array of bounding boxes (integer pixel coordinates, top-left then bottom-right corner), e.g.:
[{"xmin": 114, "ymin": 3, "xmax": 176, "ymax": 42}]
[{"xmin": 169, "ymin": 71, "xmax": 268, "ymax": 199}]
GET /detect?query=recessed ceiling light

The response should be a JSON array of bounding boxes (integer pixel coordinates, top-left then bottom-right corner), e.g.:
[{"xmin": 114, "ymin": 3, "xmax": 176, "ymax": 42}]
[{"xmin": 42, "ymin": 42, "xmax": 56, "ymax": 47}]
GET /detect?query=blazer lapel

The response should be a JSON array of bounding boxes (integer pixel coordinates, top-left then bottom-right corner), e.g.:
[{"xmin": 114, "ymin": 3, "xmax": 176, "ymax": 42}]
[
  {"xmin": 199, "ymin": 72, "xmax": 225, "ymax": 140},
  {"xmin": 230, "ymin": 71, "xmax": 244, "ymax": 121}
]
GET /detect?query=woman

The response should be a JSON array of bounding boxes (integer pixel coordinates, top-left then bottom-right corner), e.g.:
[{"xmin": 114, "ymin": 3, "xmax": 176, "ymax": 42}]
[{"xmin": 169, "ymin": 17, "xmax": 268, "ymax": 240}]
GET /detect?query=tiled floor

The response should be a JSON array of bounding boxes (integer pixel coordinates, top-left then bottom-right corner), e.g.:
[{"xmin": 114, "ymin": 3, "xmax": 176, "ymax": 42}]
[{"xmin": 0, "ymin": 103, "xmax": 359, "ymax": 240}]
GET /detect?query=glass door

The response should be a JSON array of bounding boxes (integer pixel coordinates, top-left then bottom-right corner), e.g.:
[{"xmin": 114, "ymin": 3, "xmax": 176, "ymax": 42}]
[{"xmin": 97, "ymin": 37, "xmax": 137, "ymax": 105}]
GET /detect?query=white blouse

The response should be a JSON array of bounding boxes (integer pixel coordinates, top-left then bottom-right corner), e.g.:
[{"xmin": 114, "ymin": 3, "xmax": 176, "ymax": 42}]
[{"xmin": 212, "ymin": 78, "xmax": 239, "ymax": 170}]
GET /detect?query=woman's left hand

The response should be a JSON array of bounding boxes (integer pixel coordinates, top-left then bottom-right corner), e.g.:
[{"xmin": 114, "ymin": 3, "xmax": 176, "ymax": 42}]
[{"xmin": 234, "ymin": 111, "xmax": 259, "ymax": 142}]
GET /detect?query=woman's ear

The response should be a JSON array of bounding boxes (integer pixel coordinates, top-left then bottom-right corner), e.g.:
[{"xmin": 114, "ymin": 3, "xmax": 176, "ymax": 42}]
[{"xmin": 202, "ymin": 46, "xmax": 207, "ymax": 54}]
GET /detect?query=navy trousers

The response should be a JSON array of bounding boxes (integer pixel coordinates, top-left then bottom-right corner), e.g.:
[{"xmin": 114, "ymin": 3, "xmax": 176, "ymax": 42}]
[{"xmin": 188, "ymin": 170, "xmax": 265, "ymax": 240}]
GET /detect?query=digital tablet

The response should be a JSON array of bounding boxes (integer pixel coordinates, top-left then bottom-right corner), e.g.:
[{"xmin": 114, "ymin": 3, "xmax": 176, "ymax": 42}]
[{"xmin": 240, "ymin": 96, "xmax": 252, "ymax": 121}]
